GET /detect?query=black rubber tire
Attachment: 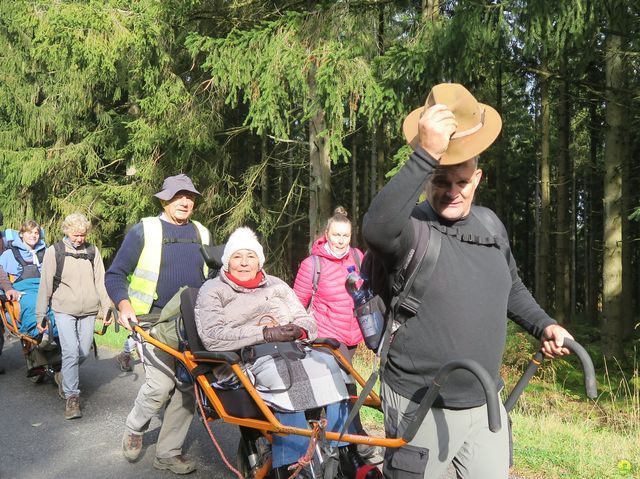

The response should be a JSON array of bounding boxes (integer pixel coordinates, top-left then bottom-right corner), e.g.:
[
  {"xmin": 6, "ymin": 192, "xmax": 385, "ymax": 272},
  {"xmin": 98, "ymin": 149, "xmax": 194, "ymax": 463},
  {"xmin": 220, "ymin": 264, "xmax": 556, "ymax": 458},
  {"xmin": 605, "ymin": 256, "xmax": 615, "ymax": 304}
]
[{"xmin": 236, "ymin": 439, "xmax": 252, "ymax": 478}]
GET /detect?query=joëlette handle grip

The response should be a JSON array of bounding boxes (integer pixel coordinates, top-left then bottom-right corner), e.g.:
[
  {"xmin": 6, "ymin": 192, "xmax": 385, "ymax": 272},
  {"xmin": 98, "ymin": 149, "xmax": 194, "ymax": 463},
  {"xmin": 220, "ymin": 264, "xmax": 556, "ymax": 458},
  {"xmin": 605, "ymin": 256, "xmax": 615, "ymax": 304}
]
[
  {"xmin": 402, "ymin": 359, "xmax": 501, "ymax": 443},
  {"xmin": 94, "ymin": 309, "xmax": 113, "ymax": 335},
  {"xmin": 35, "ymin": 317, "xmax": 48, "ymax": 342},
  {"xmin": 110, "ymin": 308, "xmax": 120, "ymax": 333},
  {"xmin": 504, "ymin": 337, "xmax": 597, "ymax": 413}
]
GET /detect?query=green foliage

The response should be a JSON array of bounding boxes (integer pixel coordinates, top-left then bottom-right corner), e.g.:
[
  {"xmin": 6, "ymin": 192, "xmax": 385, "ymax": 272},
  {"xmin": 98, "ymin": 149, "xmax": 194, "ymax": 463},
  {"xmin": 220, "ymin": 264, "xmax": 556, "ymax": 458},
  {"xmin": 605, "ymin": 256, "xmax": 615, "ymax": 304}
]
[
  {"xmin": 186, "ymin": 7, "xmax": 383, "ymax": 163},
  {"xmin": 0, "ymin": 0, "xmax": 223, "ymax": 253}
]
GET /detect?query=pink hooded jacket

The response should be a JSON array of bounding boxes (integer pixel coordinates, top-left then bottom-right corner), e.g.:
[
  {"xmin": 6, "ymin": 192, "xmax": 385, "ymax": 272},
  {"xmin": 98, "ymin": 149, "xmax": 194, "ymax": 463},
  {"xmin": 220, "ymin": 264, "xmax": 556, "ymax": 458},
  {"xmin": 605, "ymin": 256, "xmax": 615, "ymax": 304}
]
[{"xmin": 293, "ymin": 236, "xmax": 364, "ymax": 346}]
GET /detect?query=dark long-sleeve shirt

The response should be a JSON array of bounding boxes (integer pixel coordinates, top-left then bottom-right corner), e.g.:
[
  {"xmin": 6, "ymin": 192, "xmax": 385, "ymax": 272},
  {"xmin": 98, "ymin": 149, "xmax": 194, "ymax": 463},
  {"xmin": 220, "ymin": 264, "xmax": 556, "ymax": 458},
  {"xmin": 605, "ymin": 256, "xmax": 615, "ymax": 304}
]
[
  {"xmin": 105, "ymin": 218, "xmax": 208, "ymax": 310},
  {"xmin": 363, "ymin": 147, "xmax": 555, "ymax": 408}
]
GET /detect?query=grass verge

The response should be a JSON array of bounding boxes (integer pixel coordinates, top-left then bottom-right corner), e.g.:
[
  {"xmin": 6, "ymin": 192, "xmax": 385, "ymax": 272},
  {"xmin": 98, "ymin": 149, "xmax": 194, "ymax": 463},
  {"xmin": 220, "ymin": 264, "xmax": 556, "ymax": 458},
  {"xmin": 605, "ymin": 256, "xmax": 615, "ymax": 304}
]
[
  {"xmin": 350, "ymin": 328, "xmax": 640, "ymax": 479},
  {"xmin": 511, "ymin": 412, "xmax": 639, "ymax": 478},
  {"xmin": 94, "ymin": 324, "xmax": 129, "ymax": 350}
]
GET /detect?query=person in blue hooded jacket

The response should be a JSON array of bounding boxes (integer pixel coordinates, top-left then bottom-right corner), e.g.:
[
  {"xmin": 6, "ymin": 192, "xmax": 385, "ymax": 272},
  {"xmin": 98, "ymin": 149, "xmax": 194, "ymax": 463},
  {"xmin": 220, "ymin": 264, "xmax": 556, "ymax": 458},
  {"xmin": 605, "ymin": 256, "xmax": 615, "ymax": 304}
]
[{"xmin": 0, "ymin": 220, "xmax": 56, "ymax": 338}]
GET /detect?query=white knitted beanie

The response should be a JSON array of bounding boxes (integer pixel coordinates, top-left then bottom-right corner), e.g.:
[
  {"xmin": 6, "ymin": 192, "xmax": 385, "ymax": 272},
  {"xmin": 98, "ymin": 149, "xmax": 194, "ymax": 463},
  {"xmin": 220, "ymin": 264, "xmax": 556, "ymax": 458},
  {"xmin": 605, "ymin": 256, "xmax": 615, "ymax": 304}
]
[{"xmin": 221, "ymin": 227, "xmax": 265, "ymax": 271}]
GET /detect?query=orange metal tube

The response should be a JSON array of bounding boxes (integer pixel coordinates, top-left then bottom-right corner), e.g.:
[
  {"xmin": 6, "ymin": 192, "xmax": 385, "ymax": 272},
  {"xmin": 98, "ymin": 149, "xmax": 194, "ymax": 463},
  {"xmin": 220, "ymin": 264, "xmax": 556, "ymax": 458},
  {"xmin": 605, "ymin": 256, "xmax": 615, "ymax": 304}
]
[{"xmin": 131, "ymin": 326, "xmax": 403, "ymax": 449}]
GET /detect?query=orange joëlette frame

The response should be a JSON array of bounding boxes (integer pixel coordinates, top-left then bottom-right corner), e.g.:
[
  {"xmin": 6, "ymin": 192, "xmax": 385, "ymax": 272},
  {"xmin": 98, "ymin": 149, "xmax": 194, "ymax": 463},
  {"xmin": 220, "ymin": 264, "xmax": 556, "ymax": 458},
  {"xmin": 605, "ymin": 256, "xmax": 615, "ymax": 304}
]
[
  {"xmin": 132, "ymin": 324, "xmax": 407, "ymax": 450},
  {"xmin": 0, "ymin": 298, "xmax": 39, "ymax": 346}
]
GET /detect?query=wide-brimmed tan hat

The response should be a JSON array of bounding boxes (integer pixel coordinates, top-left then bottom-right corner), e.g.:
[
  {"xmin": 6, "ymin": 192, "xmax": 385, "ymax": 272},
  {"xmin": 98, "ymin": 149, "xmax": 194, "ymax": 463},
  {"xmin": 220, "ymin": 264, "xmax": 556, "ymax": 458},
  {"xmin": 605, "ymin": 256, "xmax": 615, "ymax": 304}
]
[{"xmin": 402, "ymin": 83, "xmax": 502, "ymax": 165}]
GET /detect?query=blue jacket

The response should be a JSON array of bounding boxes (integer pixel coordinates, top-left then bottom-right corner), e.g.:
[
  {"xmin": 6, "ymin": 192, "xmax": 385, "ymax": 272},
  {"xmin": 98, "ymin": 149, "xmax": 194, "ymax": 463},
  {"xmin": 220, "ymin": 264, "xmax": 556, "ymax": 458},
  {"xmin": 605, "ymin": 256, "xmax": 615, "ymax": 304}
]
[{"xmin": 0, "ymin": 231, "xmax": 47, "ymax": 280}]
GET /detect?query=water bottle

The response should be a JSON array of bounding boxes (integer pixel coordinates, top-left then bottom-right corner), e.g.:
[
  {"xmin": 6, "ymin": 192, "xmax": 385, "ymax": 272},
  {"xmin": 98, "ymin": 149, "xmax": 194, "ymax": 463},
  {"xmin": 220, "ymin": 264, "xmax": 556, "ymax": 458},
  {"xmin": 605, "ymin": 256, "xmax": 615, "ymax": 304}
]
[
  {"xmin": 345, "ymin": 266, "xmax": 370, "ymax": 306},
  {"xmin": 346, "ymin": 266, "xmax": 383, "ymax": 351}
]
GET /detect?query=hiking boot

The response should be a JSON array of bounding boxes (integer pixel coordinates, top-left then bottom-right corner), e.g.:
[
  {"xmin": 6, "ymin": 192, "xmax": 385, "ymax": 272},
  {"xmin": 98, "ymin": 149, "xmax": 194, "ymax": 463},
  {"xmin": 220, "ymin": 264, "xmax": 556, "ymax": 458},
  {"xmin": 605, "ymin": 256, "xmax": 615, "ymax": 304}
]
[
  {"xmin": 116, "ymin": 351, "xmax": 133, "ymax": 372},
  {"xmin": 122, "ymin": 431, "xmax": 143, "ymax": 462},
  {"xmin": 153, "ymin": 455, "xmax": 196, "ymax": 475},
  {"xmin": 54, "ymin": 371, "xmax": 65, "ymax": 399},
  {"xmin": 64, "ymin": 395, "xmax": 82, "ymax": 420}
]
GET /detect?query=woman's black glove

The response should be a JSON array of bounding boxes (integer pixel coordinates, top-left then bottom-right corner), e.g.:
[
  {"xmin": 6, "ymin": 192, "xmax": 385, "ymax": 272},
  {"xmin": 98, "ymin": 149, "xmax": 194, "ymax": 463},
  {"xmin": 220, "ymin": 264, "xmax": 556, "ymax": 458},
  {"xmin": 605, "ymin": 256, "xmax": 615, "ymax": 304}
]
[{"xmin": 263, "ymin": 323, "xmax": 303, "ymax": 342}]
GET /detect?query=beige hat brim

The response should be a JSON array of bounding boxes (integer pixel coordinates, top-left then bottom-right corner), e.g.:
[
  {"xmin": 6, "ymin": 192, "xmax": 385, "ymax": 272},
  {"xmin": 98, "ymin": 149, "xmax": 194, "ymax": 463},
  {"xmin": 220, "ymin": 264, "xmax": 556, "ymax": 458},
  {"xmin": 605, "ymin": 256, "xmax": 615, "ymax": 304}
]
[{"xmin": 402, "ymin": 103, "xmax": 502, "ymax": 165}]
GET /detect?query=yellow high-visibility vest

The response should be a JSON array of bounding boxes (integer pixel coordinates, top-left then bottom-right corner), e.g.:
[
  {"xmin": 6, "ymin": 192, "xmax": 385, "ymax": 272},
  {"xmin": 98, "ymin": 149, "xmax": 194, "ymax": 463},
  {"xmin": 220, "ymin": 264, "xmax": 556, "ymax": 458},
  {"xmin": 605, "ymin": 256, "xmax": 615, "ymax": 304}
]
[{"xmin": 128, "ymin": 217, "xmax": 210, "ymax": 315}]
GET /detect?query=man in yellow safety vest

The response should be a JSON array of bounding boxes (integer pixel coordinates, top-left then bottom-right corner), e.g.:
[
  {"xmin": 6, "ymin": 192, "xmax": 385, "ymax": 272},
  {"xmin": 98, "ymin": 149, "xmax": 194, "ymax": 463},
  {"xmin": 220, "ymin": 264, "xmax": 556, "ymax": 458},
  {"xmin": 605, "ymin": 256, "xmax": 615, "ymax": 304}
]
[{"xmin": 105, "ymin": 174, "xmax": 211, "ymax": 475}]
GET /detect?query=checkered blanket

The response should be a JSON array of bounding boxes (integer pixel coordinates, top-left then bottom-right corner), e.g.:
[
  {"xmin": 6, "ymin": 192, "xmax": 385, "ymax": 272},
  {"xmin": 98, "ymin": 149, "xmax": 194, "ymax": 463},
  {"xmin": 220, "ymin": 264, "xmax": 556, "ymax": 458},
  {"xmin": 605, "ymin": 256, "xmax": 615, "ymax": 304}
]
[{"xmin": 248, "ymin": 347, "xmax": 351, "ymax": 412}]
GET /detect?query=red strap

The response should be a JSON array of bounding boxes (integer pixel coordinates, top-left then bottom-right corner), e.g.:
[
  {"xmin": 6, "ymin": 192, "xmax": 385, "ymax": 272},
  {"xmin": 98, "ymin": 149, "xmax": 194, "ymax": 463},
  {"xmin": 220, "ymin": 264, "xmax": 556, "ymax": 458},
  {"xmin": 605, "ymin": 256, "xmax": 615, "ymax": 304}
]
[{"xmin": 356, "ymin": 464, "xmax": 379, "ymax": 479}]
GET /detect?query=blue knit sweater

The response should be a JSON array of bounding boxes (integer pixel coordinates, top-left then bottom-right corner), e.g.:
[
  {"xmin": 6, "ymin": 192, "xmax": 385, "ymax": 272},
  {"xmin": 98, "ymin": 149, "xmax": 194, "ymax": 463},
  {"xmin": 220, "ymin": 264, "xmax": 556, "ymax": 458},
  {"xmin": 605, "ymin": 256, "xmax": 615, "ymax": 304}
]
[{"xmin": 105, "ymin": 217, "xmax": 208, "ymax": 309}]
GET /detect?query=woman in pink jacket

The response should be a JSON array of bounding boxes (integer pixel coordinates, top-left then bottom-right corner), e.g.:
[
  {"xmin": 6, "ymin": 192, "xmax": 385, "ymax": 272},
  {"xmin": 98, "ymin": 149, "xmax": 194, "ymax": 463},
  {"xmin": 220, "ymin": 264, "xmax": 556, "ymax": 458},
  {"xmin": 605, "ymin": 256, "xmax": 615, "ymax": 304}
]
[
  {"xmin": 293, "ymin": 206, "xmax": 364, "ymax": 357},
  {"xmin": 294, "ymin": 207, "xmax": 382, "ymax": 461}
]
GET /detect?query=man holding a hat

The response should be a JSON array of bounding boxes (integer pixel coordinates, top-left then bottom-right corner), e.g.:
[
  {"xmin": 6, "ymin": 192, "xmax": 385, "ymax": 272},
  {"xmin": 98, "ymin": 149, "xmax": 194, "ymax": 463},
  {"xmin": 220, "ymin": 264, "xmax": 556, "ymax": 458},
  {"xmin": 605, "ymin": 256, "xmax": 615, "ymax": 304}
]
[
  {"xmin": 105, "ymin": 173, "xmax": 211, "ymax": 474},
  {"xmin": 362, "ymin": 84, "xmax": 573, "ymax": 478}
]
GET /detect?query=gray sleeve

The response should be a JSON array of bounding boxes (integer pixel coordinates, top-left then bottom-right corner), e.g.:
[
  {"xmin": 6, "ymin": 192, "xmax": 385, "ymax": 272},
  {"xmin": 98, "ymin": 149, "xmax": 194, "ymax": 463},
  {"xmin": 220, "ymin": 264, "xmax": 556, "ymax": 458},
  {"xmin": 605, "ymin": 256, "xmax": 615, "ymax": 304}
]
[{"xmin": 194, "ymin": 282, "xmax": 265, "ymax": 351}]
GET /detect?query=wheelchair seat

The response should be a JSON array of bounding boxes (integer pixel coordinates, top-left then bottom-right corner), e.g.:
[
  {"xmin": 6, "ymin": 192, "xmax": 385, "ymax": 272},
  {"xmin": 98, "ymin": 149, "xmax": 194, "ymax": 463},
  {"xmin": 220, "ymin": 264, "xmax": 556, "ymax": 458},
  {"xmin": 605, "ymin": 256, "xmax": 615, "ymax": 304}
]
[{"xmin": 179, "ymin": 286, "xmax": 265, "ymax": 420}]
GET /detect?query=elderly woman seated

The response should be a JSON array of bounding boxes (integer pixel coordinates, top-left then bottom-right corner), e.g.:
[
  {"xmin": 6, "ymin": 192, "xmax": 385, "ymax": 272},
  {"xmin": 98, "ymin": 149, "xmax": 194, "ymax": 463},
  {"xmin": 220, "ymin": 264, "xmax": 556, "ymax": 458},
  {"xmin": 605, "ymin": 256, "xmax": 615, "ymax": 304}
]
[{"xmin": 195, "ymin": 227, "xmax": 378, "ymax": 479}]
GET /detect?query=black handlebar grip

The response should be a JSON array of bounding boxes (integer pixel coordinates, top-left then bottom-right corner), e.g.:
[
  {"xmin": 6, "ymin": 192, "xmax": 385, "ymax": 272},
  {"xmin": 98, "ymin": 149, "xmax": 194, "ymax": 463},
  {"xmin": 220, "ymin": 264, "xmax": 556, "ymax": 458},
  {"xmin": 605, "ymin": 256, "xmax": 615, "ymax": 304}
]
[
  {"xmin": 504, "ymin": 351, "xmax": 544, "ymax": 413},
  {"xmin": 402, "ymin": 359, "xmax": 501, "ymax": 443},
  {"xmin": 563, "ymin": 338, "xmax": 597, "ymax": 399},
  {"xmin": 504, "ymin": 338, "xmax": 597, "ymax": 413}
]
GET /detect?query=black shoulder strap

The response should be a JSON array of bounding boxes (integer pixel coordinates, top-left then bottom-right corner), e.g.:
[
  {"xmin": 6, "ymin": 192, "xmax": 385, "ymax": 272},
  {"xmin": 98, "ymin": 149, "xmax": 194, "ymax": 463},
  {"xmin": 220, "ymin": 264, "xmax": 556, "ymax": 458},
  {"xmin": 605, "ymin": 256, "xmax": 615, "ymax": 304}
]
[
  {"xmin": 162, "ymin": 238, "xmax": 201, "ymax": 245},
  {"xmin": 52, "ymin": 241, "xmax": 96, "ymax": 294},
  {"xmin": 87, "ymin": 244, "xmax": 96, "ymax": 264},
  {"xmin": 162, "ymin": 222, "xmax": 203, "ymax": 246},
  {"xmin": 53, "ymin": 241, "xmax": 66, "ymax": 294},
  {"xmin": 306, "ymin": 255, "xmax": 321, "ymax": 311},
  {"xmin": 9, "ymin": 244, "xmax": 28, "ymax": 267},
  {"xmin": 472, "ymin": 207, "xmax": 502, "ymax": 243},
  {"xmin": 352, "ymin": 249, "xmax": 362, "ymax": 270},
  {"xmin": 391, "ymin": 218, "xmax": 441, "ymax": 324}
]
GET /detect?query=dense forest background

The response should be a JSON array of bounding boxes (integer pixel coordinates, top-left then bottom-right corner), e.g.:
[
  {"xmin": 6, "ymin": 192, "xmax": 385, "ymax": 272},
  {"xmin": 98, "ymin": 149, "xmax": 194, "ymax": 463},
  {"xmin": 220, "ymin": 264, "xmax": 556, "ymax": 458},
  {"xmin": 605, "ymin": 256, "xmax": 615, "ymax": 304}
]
[{"xmin": 0, "ymin": 0, "xmax": 638, "ymax": 360}]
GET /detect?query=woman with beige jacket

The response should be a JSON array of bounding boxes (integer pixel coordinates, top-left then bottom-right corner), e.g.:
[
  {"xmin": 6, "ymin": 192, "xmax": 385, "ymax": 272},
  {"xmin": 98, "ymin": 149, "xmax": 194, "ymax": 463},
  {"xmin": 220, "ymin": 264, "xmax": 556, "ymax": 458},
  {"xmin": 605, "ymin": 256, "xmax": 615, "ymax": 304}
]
[{"xmin": 36, "ymin": 213, "xmax": 112, "ymax": 420}]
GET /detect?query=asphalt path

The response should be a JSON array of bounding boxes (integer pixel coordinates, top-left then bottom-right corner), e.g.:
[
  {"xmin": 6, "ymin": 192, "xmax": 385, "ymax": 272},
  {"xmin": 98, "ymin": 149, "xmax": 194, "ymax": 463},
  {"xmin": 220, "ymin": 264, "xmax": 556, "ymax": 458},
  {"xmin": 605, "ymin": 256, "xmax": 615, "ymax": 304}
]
[
  {"xmin": 0, "ymin": 335, "xmax": 242, "ymax": 479},
  {"xmin": 0, "ymin": 334, "xmax": 489, "ymax": 479}
]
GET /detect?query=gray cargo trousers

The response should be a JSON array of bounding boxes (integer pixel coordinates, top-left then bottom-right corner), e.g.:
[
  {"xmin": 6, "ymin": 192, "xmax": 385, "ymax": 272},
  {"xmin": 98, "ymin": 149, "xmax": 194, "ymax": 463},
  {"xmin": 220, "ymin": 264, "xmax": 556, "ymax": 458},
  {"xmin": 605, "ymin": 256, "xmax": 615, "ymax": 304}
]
[
  {"xmin": 381, "ymin": 382, "xmax": 509, "ymax": 479},
  {"xmin": 124, "ymin": 343, "xmax": 195, "ymax": 459}
]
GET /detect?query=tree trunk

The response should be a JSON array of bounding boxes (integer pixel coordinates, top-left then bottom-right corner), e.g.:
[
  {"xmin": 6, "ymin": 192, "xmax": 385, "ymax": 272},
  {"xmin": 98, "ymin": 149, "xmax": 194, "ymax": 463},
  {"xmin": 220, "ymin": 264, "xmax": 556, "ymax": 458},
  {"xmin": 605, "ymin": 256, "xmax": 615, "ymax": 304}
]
[
  {"xmin": 370, "ymin": 127, "xmax": 378, "ymax": 204},
  {"xmin": 375, "ymin": 125, "xmax": 385, "ymax": 194},
  {"xmin": 286, "ymin": 146, "xmax": 295, "ymax": 270},
  {"xmin": 308, "ymin": 63, "xmax": 332, "ymax": 244},
  {"xmin": 621, "ymin": 149, "xmax": 633, "ymax": 339},
  {"xmin": 351, "ymin": 135, "xmax": 359, "ymax": 246},
  {"xmin": 261, "ymin": 135, "xmax": 269, "ymax": 207},
  {"xmin": 601, "ymin": 13, "xmax": 626, "ymax": 359},
  {"xmin": 585, "ymin": 64, "xmax": 601, "ymax": 327},
  {"xmin": 363, "ymin": 131, "xmax": 370, "ymax": 212},
  {"xmin": 494, "ymin": 4, "xmax": 505, "ymax": 222},
  {"xmin": 536, "ymin": 73, "xmax": 551, "ymax": 310},
  {"xmin": 372, "ymin": 4, "xmax": 386, "ymax": 201},
  {"xmin": 422, "ymin": 0, "xmax": 438, "ymax": 20},
  {"xmin": 554, "ymin": 58, "xmax": 571, "ymax": 324}
]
